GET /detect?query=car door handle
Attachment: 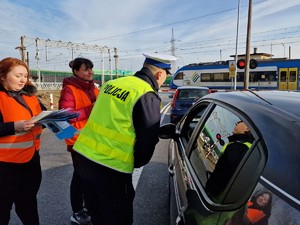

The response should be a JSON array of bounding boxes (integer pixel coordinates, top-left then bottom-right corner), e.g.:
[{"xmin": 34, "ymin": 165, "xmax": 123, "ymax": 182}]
[{"xmin": 168, "ymin": 164, "xmax": 174, "ymax": 176}]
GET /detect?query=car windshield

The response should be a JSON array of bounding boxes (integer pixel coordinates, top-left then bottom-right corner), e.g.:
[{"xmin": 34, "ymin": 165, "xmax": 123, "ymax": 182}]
[{"xmin": 178, "ymin": 89, "xmax": 208, "ymax": 100}]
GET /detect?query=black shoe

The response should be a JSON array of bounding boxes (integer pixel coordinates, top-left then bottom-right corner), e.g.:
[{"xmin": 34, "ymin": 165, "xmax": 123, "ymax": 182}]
[{"xmin": 70, "ymin": 208, "xmax": 91, "ymax": 225}]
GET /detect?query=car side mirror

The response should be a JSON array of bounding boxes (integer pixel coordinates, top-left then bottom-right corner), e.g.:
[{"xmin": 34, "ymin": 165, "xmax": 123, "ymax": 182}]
[
  {"xmin": 159, "ymin": 123, "xmax": 176, "ymax": 139},
  {"xmin": 203, "ymin": 144, "xmax": 267, "ymax": 212},
  {"xmin": 169, "ymin": 94, "xmax": 174, "ymax": 99}
]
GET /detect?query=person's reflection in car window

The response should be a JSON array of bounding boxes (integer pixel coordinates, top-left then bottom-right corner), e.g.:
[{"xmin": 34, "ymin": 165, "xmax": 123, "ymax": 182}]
[
  {"xmin": 226, "ymin": 189, "xmax": 273, "ymax": 225},
  {"xmin": 206, "ymin": 121, "xmax": 254, "ymax": 198}
]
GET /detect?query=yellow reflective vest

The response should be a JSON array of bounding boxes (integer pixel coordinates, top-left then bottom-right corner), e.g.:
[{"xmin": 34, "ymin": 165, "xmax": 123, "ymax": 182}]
[
  {"xmin": 73, "ymin": 76, "xmax": 155, "ymax": 173},
  {"xmin": 221, "ymin": 141, "xmax": 252, "ymax": 153}
]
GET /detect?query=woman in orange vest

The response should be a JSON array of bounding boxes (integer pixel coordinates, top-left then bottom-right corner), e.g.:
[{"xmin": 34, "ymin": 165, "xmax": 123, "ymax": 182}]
[
  {"xmin": 59, "ymin": 57, "xmax": 99, "ymax": 225},
  {"xmin": 227, "ymin": 189, "xmax": 273, "ymax": 225},
  {"xmin": 0, "ymin": 57, "xmax": 46, "ymax": 225}
]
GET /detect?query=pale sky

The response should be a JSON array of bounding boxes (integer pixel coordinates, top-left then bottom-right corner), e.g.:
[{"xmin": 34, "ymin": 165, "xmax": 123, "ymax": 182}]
[{"xmin": 1, "ymin": 0, "xmax": 300, "ymax": 73}]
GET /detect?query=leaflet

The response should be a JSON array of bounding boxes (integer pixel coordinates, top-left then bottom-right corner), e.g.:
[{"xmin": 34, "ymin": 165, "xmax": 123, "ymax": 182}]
[
  {"xmin": 30, "ymin": 109, "xmax": 79, "ymax": 140},
  {"xmin": 29, "ymin": 108, "xmax": 79, "ymax": 124}
]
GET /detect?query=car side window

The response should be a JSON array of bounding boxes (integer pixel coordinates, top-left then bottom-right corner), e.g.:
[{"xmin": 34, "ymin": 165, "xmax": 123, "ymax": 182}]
[
  {"xmin": 189, "ymin": 105, "xmax": 256, "ymax": 200},
  {"xmin": 178, "ymin": 103, "xmax": 210, "ymax": 143}
]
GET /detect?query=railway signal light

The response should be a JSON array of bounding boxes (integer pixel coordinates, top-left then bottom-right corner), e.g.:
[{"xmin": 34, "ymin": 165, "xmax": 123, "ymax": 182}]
[
  {"xmin": 236, "ymin": 59, "xmax": 258, "ymax": 69},
  {"xmin": 249, "ymin": 59, "xmax": 258, "ymax": 69},
  {"xmin": 237, "ymin": 59, "xmax": 246, "ymax": 69}
]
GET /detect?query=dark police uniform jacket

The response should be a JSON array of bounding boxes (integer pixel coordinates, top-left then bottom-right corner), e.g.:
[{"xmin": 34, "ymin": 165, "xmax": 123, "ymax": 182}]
[{"xmin": 132, "ymin": 67, "xmax": 161, "ymax": 168}]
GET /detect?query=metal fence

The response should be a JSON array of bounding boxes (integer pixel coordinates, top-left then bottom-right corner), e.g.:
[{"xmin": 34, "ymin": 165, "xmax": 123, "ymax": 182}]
[{"xmin": 32, "ymin": 82, "xmax": 63, "ymax": 90}]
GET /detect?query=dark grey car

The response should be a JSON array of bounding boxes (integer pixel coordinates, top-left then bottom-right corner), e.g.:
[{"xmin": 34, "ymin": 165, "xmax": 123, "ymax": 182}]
[
  {"xmin": 170, "ymin": 86, "xmax": 211, "ymax": 124},
  {"xmin": 160, "ymin": 90, "xmax": 300, "ymax": 225}
]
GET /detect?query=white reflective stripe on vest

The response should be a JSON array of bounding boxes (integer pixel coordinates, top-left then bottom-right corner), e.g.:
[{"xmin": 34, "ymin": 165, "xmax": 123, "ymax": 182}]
[{"xmin": 0, "ymin": 140, "xmax": 34, "ymax": 149}]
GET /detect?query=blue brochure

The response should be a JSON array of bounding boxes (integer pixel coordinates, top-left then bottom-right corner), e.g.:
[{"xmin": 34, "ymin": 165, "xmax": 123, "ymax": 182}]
[
  {"xmin": 29, "ymin": 109, "xmax": 79, "ymax": 140},
  {"xmin": 44, "ymin": 121, "xmax": 78, "ymax": 140}
]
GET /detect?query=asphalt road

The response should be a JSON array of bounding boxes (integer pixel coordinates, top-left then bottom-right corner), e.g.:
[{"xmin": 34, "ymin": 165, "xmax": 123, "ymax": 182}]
[{"xmin": 9, "ymin": 92, "xmax": 172, "ymax": 225}]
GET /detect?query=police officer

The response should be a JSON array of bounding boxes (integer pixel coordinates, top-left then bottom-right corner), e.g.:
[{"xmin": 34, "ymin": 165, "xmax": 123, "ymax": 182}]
[
  {"xmin": 73, "ymin": 53, "xmax": 176, "ymax": 225},
  {"xmin": 206, "ymin": 121, "xmax": 254, "ymax": 197}
]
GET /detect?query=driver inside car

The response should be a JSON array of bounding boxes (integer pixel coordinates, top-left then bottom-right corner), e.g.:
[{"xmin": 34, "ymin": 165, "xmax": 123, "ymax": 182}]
[{"xmin": 205, "ymin": 121, "xmax": 254, "ymax": 198}]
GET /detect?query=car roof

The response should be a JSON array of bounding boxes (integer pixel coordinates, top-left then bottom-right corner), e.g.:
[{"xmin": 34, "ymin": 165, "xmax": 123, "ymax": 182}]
[
  {"xmin": 177, "ymin": 86, "xmax": 209, "ymax": 90},
  {"xmin": 200, "ymin": 90, "xmax": 300, "ymax": 201}
]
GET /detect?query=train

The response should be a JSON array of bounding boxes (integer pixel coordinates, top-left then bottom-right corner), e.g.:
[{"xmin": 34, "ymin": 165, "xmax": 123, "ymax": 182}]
[{"xmin": 169, "ymin": 58, "xmax": 300, "ymax": 91}]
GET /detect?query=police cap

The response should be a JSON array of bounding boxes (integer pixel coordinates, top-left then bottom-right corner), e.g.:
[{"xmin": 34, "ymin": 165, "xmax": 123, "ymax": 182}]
[{"xmin": 143, "ymin": 53, "xmax": 176, "ymax": 74}]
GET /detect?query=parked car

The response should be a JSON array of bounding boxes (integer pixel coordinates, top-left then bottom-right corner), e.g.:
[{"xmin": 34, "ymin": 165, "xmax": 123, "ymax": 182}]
[
  {"xmin": 160, "ymin": 90, "xmax": 300, "ymax": 225},
  {"xmin": 170, "ymin": 86, "xmax": 211, "ymax": 124}
]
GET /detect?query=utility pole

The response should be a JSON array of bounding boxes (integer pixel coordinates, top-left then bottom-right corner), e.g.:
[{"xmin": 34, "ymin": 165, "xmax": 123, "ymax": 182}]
[
  {"xmin": 170, "ymin": 28, "xmax": 176, "ymax": 73},
  {"xmin": 35, "ymin": 38, "xmax": 41, "ymax": 84},
  {"xmin": 234, "ymin": 0, "xmax": 241, "ymax": 90},
  {"xmin": 108, "ymin": 48, "xmax": 112, "ymax": 80},
  {"xmin": 27, "ymin": 52, "xmax": 30, "ymax": 67},
  {"xmin": 15, "ymin": 36, "xmax": 26, "ymax": 62},
  {"xmin": 101, "ymin": 51, "xmax": 105, "ymax": 85},
  {"xmin": 114, "ymin": 48, "xmax": 119, "ymax": 78},
  {"xmin": 244, "ymin": 0, "xmax": 252, "ymax": 89},
  {"xmin": 171, "ymin": 28, "xmax": 175, "ymax": 56}
]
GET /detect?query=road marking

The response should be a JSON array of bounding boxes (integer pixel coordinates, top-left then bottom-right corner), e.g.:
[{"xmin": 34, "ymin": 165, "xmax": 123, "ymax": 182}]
[
  {"xmin": 133, "ymin": 167, "xmax": 143, "ymax": 189},
  {"xmin": 160, "ymin": 102, "xmax": 171, "ymax": 123}
]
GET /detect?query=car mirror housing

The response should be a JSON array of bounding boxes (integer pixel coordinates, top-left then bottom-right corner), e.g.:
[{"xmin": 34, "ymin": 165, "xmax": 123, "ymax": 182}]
[
  {"xmin": 159, "ymin": 123, "xmax": 176, "ymax": 139},
  {"xmin": 220, "ymin": 143, "xmax": 267, "ymax": 207}
]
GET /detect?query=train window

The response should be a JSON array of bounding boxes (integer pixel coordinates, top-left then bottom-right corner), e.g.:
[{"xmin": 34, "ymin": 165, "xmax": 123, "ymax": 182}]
[
  {"xmin": 290, "ymin": 71, "xmax": 296, "ymax": 82},
  {"xmin": 248, "ymin": 71, "xmax": 277, "ymax": 82},
  {"xmin": 174, "ymin": 72, "xmax": 184, "ymax": 80},
  {"xmin": 201, "ymin": 73, "xmax": 212, "ymax": 82},
  {"xmin": 237, "ymin": 72, "xmax": 244, "ymax": 82},
  {"xmin": 214, "ymin": 73, "xmax": 224, "ymax": 81},
  {"xmin": 201, "ymin": 73, "xmax": 230, "ymax": 82},
  {"xmin": 265, "ymin": 72, "xmax": 277, "ymax": 81},
  {"xmin": 214, "ymin": 73, "xmax": 230, "ymax": 82},
  {"xmin": 280, "ymin": 71, "xmax": 287, "ymax": 82},
  {"xmin": 250, "ymin": 73, "xmax": 255, "ymax": 82},
  {"xmin": 222, "ymin": 73, "xmax": 229, "ymax": 81}
]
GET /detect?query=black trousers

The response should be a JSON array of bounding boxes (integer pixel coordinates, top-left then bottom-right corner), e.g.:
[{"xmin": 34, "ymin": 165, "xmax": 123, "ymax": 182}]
[
  {"xmin": 73, "ymin": 152, "xmax": 135, "ymax": 225},
  {"xmin": 0, "ymin": 151, "xmax": 42, "ymax": 225},
  {"xmin": 70, "ymin": 151, "xmax": 85, "ymax": 213}
]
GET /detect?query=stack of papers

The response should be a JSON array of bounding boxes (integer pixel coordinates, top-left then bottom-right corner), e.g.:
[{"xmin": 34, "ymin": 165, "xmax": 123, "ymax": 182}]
[
  {"xmin": 30, "ymin": 109, "xmax": 79, "ymax": 140},
  {"xmin": 29, "ymin": 108, "xmax": 79, "ymax": 124}
]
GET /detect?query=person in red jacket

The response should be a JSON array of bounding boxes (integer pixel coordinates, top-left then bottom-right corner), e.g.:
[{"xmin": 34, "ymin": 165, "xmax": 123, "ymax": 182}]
[
  {"xmin": 0, "ymin": 57, "xmax": 46, "ymax": 225},
  {"xmin": 59, "ymin": 57, "xmax": 99, "ymax": 225},
  {"xmin": 227, "ymin": 189, "xmax": 273, "ymax": 225}
]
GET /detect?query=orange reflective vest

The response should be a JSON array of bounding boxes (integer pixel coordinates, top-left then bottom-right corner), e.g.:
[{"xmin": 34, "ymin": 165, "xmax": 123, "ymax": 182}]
[
  {"xmin": 64, "ymin": 85, "xmax": 99, "ymax": 146},
  {"xmin": 246, "ymin": 201, "xmax": 266, "ymax": 223},
  {"xmin": 0, "ymin": 92, "xmax": 43, "ymax": 163}
]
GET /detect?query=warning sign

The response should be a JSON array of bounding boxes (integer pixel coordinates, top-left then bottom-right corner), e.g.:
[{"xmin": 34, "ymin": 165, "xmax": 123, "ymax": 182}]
[{"xmin": 228, "ymin": 61, "xmax": 236, "ymax": 78}]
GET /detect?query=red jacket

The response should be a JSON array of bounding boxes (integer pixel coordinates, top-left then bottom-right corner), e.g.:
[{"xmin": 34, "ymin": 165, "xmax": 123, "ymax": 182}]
[{"xmin": 59, "ymin": 76, "xmax": 99, "ymax": 148}]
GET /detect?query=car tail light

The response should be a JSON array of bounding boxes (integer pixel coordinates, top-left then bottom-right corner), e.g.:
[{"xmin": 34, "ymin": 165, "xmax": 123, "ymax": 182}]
[
  {"xmin": 171, "ymin": 90, "xmax": 179, "ymax": 108},
  {"xmin": 209, "ymin": 89, "xmax": 218, "ymax": 93}
]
